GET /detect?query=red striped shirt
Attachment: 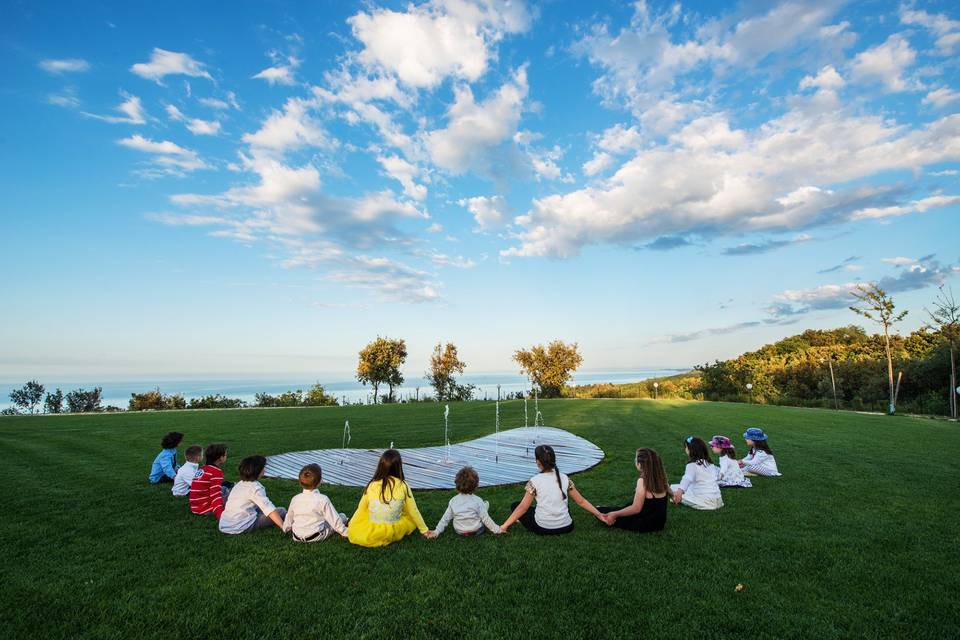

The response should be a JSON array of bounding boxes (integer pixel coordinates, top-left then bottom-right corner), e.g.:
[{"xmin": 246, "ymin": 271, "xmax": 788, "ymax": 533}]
[{"xmin": 189, "ymin": 464, "xmax": 225, "ymax": 518}]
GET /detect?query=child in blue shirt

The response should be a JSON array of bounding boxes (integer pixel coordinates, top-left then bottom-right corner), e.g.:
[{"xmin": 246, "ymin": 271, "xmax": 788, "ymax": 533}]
[{"xmin": 149, "ymin": 432, "xmax": 184, "ymax": 484}]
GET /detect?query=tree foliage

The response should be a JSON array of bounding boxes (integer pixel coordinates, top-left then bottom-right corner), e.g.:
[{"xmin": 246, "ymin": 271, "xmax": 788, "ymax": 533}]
[
  {"xmin": 129, "ymin": 389, "xmax": 187, "ymax": 411},
  {"xmin": 255, "ymin": 384, "xmax": 338, "ymax": 408},
  {"xmin": 9, "ymin": 380, "xmax": 45, "ymax": 414},
  {"xmin": 926, "ymin": 285, "xmax": 959, "ymax": 419},
  {"xmin": 513, "ymin": 340, "xmax": 583, "ymax": 398},
  {"xmin": 357, "ymin": 337, "xmax": 407, "ymax": 403},
  {"xmin": 850, "ymin": 283, "xmax": 907, "ymax": 414},
  {"xmin": 44, "ymin": 388, "xmax": 64, "ymax": 414},
  {"xmin": 426, "ymin": 342, "xmax": 474, "ymax": 401},
  {"xmin": 65, "ymin": 388, "xmax": 103, "ymax": 413}
]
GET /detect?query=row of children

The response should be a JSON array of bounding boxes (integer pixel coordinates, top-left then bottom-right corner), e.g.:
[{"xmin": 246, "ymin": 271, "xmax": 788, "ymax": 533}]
[{"xmin": 148, "ymin": 427, "xmax": 781, "ymax": 546}]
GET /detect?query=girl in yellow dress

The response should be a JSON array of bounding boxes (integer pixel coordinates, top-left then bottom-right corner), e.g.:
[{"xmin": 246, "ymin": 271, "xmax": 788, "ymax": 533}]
[{"xmin": 347, "ymin": 449, "xmax": 436, "ymax": 547}]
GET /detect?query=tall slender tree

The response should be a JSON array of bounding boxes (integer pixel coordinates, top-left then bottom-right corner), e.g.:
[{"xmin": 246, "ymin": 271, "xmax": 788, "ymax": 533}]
[
  {"xmin": 426, "ymin": 342, "xmax": 467, "ymax": 401},
  {"xmin": 926, "ymin": 285, "xmax": 959, "ymax": 419},
  {"xmin": 850, "ymin": 284, "xmax": 907, "ymax": 415},
  {"xmin": 357, "ymin": 337, "xmax": 407, "ymax": 404}
]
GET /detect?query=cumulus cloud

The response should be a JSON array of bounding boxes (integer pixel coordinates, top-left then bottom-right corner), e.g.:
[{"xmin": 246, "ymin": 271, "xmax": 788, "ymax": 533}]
[
  {"xmin": 503, "ymin": 101, "xmax": 960, "ymax": 258},
  {"xmin": 82, "ymin": 92, "xmax": 148, "ymax": 124},
  {"xmin": 165, "ymin": 105, "xmax": 221, "ymax": 135},
  {"xmin": 347, "ymin": 0, "xmax": 531, "ymax": 88},
  {"xmin": 39, "ymin": 58, "xmax": 90, "ymax": 74},
  {"xmin": 425, "ymin": 66, "xmax": 528, "ymax": 173},
  {"xmin": 377, "ymin": 155, "xmax": 428, "ymax": 200},
  {"xmin": 923, "ymin": 87, "xmax": 960, "ymax": 109},
  {"xmin": 458, "ymin": 195, "xmax": 508, "ymax": 231},
  {"xmin": 850, "ymin": 34, "xmax": 916, "ymax": 92},
  {"xmin": 252, "ymin": 56, "xmax": 301, "ymax": 86},
  {"xmin": 241, "ymin": 97, "xmax": 332, "ymax": 154},
  {"xmin": 131, "ymin": 48, "xmax": 212, "ymax": 83},
  {"xmin": 583, "ymin": 123, "xmax": 645, "ymax": 176},
  {"xmin": 899, "ymin": 4, "xmax": 960, "ymax": 55},
  {"xmin": 117, "ymin": 134, "xmax": 208, "ymax": 175}
]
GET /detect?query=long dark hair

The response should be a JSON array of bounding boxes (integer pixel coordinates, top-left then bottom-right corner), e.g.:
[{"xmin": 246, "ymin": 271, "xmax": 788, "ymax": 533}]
[
  {"xmin": 635, "ymin": 448, "xmax": 668, "ymax": 495},
  {"xmin": 535, "ymin": 445, "xmax": 565, "ymax": 499},
  {"xmin": 685, "ymin": 436, "xmax": 713, "ymax": 466},
  {"xmin": 719, "ymin": 447, "xmax": 737, "ymax": 459},
  {"xmin": 368, "ymin": 449, "xmax": 407, "ymax": 502},
  {"xmin": 750, "ymin": 440, "xmax": 774, "ymax": 456}
]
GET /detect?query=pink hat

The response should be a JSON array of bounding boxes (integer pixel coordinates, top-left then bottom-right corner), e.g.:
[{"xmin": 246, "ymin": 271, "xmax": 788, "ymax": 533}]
[{"xmin": 710, "ymin": 435, "xmax": 734, "ymax": 449}]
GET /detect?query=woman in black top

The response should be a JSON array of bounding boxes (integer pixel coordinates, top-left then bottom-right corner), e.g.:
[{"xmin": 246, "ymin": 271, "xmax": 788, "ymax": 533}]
[{"xmin": 598, "ymin": 448, "xmax": 670, "ymax": 533}]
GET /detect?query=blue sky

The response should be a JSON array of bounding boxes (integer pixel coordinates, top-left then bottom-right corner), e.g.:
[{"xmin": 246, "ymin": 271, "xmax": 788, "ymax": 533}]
[{"xmin": 1, "ymin": 0, "xmax": 958, "ymax": 380}]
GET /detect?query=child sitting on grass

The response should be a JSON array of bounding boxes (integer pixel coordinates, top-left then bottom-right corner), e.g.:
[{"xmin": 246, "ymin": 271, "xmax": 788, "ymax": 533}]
[
  {"xmin": 190, "ymin": 443, "xmax": 230, "ymax": 519},
  {"xmin": 671, "ymin": 437, "xmax": 723, "ymax": 510},
  {"xmin": 219, "ymin": 455, "xmax": 286, "ymax": 534},
  {"xmin": 709, "ymin": 436, "xmax": 752, "ymax": 488},
  {"xmin": 172, "ymin": 445, "xmax": 202, "ymax": 496},
  {"xmin": 598, "ymin": 448, "xmax": 670, "ymax": 533},
  {"xmin": 348, "ymin": 449, "xmax": 436, "ymax": 547},
  {"xmin": 433, "ymin": 466, "xmax": 501, "ymax": 537},
  {"xmin": 739, "ymin": 428, "xmax": 782, "ymax": 476},
  {"xmin": 283, "ymin": 463, "xmax": 348, "ymax": 543},
  {"xmin": 148, "ymin": 432, "xmax": 183, "ymax": 484}
]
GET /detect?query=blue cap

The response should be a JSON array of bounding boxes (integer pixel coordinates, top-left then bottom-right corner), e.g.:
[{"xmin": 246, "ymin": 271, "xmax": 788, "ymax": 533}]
[{"xmin": 743, "ymin": 427, "xmax": 768, "ymax": 441}]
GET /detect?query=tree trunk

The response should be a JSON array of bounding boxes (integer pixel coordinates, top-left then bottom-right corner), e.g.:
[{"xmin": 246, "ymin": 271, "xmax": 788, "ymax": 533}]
[
  {"xmin": 884, "ymin": 326, "xmax": 895, "ymax": 414},
  {"xmin": 372, "ymin": 383, "xmax": 379, "ymax": 404},
  {"xmin": 951, "ymin": 346, "xmax": 957, "ymax": 419}
]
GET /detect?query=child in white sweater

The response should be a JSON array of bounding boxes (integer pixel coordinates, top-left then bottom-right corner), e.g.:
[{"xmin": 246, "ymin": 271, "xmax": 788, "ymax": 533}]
[
  {"xmin": 283, "ymin": 464, "xmax": 349, "ymax": 542},
  {"xmin": 434, "ymin": 467, "xmax": 501, "ymax": 536},
  {"xmin": 709, "ymin": 436, "xmax": 752, "ymax": 488},
  {"xmin": 739, "ymin": 428, "xmax": 782, "ymax": 476},
  {"xmin": 172, "ymin": 445, "xmax": 202, "ymax": 496},
  {"xmin": 670, "ymin": 437, "xmax": 723, "ymax": 510}
]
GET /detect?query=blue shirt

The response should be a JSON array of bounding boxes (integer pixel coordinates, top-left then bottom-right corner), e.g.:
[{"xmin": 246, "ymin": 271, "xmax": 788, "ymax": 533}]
[{"xmin": 149, "ymin": 448, "xmax": 179, "ymax": 483}]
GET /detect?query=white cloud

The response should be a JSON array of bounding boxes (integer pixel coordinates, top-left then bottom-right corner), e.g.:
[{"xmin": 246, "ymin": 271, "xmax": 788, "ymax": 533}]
[
  {"xmin": 323, "ymin": 255, "xmax": 441, "ymax": 303},
  {"xmin": 413, "ymin": 248, "xmax": 476, "ymax": 269},
  {"xmin": 799, "ymin": 65, "xmax": 845, "ymax": 91},
  {"xmin": 47, "ymin": 88, "xmax": 81, "ymax": 108},
  {"xmin": 850, "ymin": 194, "xmax": 960, "ymax": 220},
  {"xmin": 504, "ymin": 104, "xmax": 960, "ymax": 258},
  {"xmin": 583, "ymin": 152, "xmax": 614, "ymax": 177},
  {"xmin": 165, "ymin": 104, "xmax": 221, "ymax": 135},
  {"xmin": 347, "ymin": 0, "xmax": 530, "ymax": 88},
  {"xmin": 899, "ymin": 4, "xmax": 960, "ymax": 55},
  {"xmin": 923, "ymin": 87, "xmax": 960, "ymax": 109},
  {"xmin": 252, "ymin": 56, "xmax": 301, "ymax": 86},
  {"xmin": 198, "ymin": 92, "xmax": 240, "ymax": 110},
  {"xmin": 131, "ymin": 48, "xmax": 211, "ymax": 83},
  {"xmin": 882, "ymin": 256, "xmax": 915, "ymax": 266},
  {"xmin": 117, "ymin": 134, "xmax": 208, "ymax": 174},
  {"xmin": 458, "ymin": 195, "xmax": 508, "ymax": 231},
  {"xmin": 83, "ymin": 93, "xmax": 148, "ymax": 124},
  {"xmin": 377, "ymin": 155, "xmax": 428, "ymax": 201},
  {"xmin": 241, "ymin": 97, "xmax": 332, "ymax": 154},
  {"xmin": 850, "ymin": 34, "xmax": 916, "ymax": 92},
  {"xmin": 930, "ymin": 169, "xmax": 958, "ymax": 176},
  {"xmin": 426, "ymin": 222, "xmax": 443, "ymax": 233},
  {"xmin": 39, "ymin": 58, "xmax": 90, "ymax": 74},
  {"xmin": 425, "ymin": 66, "xmax": 527, "ymax": 173}
]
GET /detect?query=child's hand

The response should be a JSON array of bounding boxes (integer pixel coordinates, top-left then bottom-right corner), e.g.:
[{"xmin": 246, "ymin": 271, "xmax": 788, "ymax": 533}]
[
  {"xmin": 499, "ymin": 523, "xmax": 510, "ymax": 533},
  {"xmin": 602, "ymin": 514, "xmax": 616, "ymax": 526},
  {"xmin": 672, "ymin": 490, "xmax": 683, "ymax": 505},
  {"xmin": 423, "ymin": 530, "xmax": 437, "ymax": 539}
]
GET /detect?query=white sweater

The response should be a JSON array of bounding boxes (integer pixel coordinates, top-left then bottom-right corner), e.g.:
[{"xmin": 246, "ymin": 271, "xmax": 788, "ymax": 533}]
[
  {"xmin": 283, "ymin": 489, "xmax": 348, "ymax": 540},
  {"xmin": 741, "ymin": 449, "xmax": 781, "ymax": 476},
  {"xmin": 715, "ymin": 456, "xmax": 752, "ymax": 488},
  {"xmin": 171, "ymin": 461, "xmax": 199, "ymax": 496},
  {"xmin": 435, "ymin": 493, "xmax": 501, "ymax": 535}
]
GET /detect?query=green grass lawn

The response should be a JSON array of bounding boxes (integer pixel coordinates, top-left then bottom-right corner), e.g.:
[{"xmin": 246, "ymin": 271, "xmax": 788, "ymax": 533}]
[{"xmin": 2, "ymin": 400, "xmax": 958, "ymax": 639}]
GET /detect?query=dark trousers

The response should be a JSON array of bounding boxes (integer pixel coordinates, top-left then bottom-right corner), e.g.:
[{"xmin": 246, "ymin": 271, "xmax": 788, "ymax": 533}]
[
  {"xmin": 155, "ymin": 476, "xmax": 173, "ymax": 484},
  {"xmin": 510, "ymin": 501, "xmax": 574, "ymax": 535},
  {"xmin": 597, "ymin": 505, "xmax": 662, "ymax": 533}
]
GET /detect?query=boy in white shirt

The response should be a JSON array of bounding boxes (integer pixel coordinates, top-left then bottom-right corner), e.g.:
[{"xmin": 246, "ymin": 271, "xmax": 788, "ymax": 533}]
[
  {"xmin": 283, "ymin": 464, "xmax": 349, "ymax": 542},
  {"xmin": 172, "ymin": 445, "xmax": 202, "ymax": 496},
  {"xmin": 218, "ymin": 455, "xmax": 286, "ymax": 535},
  {"xmin": 434, "ymin": 467, "xmax": 501, "ymax": 536}
]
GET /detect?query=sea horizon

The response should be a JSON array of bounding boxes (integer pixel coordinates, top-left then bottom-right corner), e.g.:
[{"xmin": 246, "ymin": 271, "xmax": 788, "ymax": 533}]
[{"xmin": 0, "ymin": 367, "xmax": 690, "ymax": 410}]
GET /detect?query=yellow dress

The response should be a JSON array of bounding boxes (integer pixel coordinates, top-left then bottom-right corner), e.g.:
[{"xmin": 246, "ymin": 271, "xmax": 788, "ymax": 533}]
[{"xmin": 347, "ymin": 477, "xmax": 429, "ymax": 547}]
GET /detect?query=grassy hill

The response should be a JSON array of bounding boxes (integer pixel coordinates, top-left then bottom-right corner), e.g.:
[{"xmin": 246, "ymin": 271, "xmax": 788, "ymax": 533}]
[{"xmin": 2, "ymin": 400, "xmax": 957, "ymax": 639}]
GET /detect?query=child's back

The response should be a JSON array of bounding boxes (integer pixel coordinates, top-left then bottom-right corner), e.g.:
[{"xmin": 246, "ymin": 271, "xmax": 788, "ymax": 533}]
[
  {"xmin": 435, "ymin": 493, "xmax": 501, "ymax": 535},
  {"xmin": 284, "ymin": 489, "xmax": 348, "ymax": 541},
  {"xmin": 716, "ymin": 455, "xmax": 752, "ymax": 488}
]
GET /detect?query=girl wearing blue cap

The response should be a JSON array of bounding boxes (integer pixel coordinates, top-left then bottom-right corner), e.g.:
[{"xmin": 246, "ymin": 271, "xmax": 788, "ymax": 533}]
[{"xmin": 739, "ymin": 428, "xmax": 781, "ymax": 476}]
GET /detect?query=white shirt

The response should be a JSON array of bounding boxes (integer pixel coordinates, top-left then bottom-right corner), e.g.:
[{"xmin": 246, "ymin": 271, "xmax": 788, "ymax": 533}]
[
  {"xmin": 171, "ymin": 461, "xmax": 199, "ymax": 496},
  {"xmin": 678, "ymin": 462, "xmax": 722, "ymax": 499},
  {"xmin": 434, "ymin": 493, "xmax": 501, "ymax": 535},
  {"xmin": 282, "ymin": 489, "xmax": 348, "ymax": 539},
  {"xmin": 741, "ymin": 449, "xmax": 781, "ymax": 476},
  {"xmin": 526, "ymin": 471, "xmax": 573, "ymax": 530},
  {"xmin": 219, "ymin": 481, "xmax": 277, "ymax": 534},
  {"xmin": 715, "ymin": 456, "xmax": 751, "ymax": 488}
]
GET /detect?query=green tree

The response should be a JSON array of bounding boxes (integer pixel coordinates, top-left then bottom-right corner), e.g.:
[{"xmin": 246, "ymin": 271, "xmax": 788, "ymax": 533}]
[
  {"xmin": 66, "ymin": 388, "xmax": 103, "ymax": 413},
  {"xmin": 850, "ymin": 284, "xmax": 908, "ymax": 414},
  {"xmin": 513, "ymin": 340, "xmax": 583, "ymax": 398},
  {"xmin": 357, "ymin": 336, "xmax": 407, "ymax": 404},
  {"xmin": 44, "ymin": 388, "xmax": 64, "ymax": 414},
  {"xmin": 426, "ymin": 342, "xmax": 467, "ymax": 401},
  {"xmin": 304, "ymin": 383, "xmax": 338, "ymax": 406},
  {"xmin": 927, "ymin": 285, "xmax": 959, "ymax": 419},
  {"xmin": 9, "ymin": 380, "xmax": 45, "ymax": 414}
]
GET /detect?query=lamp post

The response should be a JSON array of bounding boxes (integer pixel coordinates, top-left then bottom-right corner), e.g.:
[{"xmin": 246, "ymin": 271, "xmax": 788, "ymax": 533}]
[
  {"xmin": 746, "ymin": 383, "xmax": 753, "ymax": 404},
  {"xmin": 653, "ymin": 381, "xmax": 659, "ymax": 400},
  {"xmin": 820, "ymin": 357, "xmax": 839, "ymax": 410}
]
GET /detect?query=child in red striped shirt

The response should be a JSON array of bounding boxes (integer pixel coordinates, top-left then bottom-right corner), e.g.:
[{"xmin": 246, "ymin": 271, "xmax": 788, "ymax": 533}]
[{"xmin": 190, "ymin": 443, "xmax": 230, "ymax": 519}]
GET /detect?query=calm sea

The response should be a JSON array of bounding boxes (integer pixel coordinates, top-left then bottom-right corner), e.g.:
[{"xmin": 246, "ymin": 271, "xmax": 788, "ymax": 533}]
[{"xmin": 0, "ymin": 369, "xmax": 686, "ymax": 411}]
